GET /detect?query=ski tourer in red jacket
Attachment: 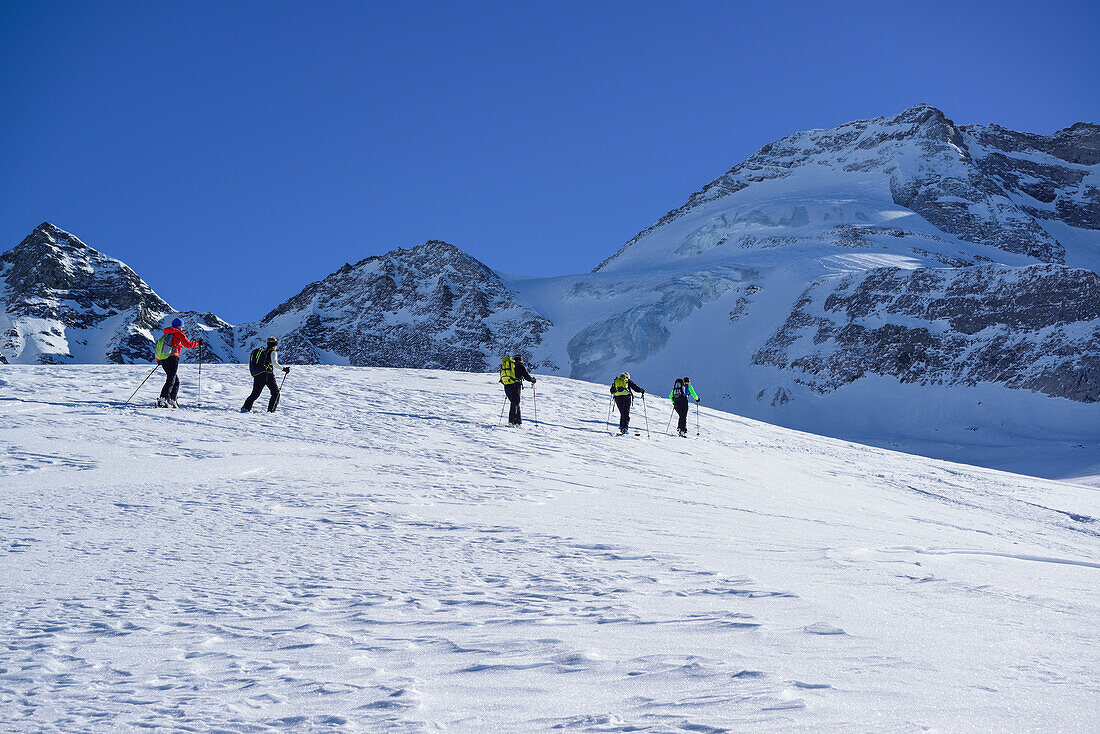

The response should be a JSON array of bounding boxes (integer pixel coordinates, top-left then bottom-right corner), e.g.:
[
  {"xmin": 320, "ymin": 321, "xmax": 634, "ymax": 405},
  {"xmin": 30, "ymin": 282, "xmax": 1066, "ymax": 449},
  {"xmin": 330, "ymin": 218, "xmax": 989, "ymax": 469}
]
[
  {"xmin": 160, "ymin": 325, "xmax": 200, "ymax": 358},
  {"xmin": 157, "ymin": 318, "xmax": 203, "ymax": 408}
]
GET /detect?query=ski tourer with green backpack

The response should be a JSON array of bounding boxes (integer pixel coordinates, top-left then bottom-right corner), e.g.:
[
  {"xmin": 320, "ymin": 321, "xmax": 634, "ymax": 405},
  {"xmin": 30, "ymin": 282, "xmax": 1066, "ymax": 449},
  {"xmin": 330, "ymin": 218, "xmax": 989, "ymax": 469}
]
[
  {"xmin": 609, "ymin": 372, "xmax": 645, "ymax": 435},
  {"xmin": 241, "ymin": 336, "xmax": 290, "ymax": 413},
  {"xmin": 499, "ymin": 354, "xmax": 535, "ymax": 426},
  {"xmin": 668, "ymin": 377, "xmax": 700, "ymax": 437},
  {"xmin": 154, "ymin": 318, "xmax": 202, "ymax": 408}
]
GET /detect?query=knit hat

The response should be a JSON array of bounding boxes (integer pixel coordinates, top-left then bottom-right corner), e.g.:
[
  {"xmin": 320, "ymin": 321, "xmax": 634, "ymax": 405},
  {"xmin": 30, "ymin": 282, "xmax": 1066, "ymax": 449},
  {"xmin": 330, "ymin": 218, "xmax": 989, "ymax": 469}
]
[
  {"xmin": 171, "ymin": 318, "xmax": 183, "ymax": 328},
  {"xmin": 267, "ymin": 337, "xmax": 278, "ymax": 347}
]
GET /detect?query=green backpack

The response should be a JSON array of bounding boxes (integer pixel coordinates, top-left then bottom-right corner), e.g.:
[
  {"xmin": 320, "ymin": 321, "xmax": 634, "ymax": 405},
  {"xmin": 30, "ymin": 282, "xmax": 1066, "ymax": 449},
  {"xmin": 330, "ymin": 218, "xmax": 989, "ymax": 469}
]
[
  {"xmin": 500, "ymin": 356, "xmax": 517, "ymax": 385},
  {"xmin": 154, "ymin": 334, "xmax": 174, "ymax": 361}
]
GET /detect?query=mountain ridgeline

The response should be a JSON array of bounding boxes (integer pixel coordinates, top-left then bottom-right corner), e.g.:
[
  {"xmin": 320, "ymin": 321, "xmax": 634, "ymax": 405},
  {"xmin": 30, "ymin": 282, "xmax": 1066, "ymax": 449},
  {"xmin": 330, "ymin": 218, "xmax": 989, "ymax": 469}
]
[{"xmin": 2, "ymin": 104, "xmax": 1097, "ymax": 444}]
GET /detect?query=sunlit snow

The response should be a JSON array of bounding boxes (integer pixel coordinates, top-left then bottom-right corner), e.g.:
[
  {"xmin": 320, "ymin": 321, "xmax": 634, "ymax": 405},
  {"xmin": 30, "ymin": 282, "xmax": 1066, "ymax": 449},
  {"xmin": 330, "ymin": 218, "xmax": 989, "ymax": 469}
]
[{"xmin": 2, "ymin": 365, "xmax": 1097, "ymax": 731}]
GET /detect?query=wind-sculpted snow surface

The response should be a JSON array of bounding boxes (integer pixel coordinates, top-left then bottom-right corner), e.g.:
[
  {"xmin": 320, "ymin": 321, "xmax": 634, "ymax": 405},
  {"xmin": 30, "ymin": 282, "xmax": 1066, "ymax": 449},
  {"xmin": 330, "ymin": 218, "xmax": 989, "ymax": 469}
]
[
  {"xmin": 1, "ymin": 366, "xmax": 1098, "ymax": 731},
  {"xmin": 237, "ymin": 241, "xmax": 552, "ymax": 371},
  {"xmin": 753, "ymin": 264, "xmax": 1100, "ymax": 402}
]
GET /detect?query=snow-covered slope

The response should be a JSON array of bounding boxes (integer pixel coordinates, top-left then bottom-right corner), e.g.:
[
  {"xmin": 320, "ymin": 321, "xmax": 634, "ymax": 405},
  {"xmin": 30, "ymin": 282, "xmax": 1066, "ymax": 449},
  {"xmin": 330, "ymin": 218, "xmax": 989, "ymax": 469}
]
[
  {"xmin": 0, "ymin": 223, "xmax": 235, "ymax": 364},
  {"xmin": 1, "ymin": 365, "xmax": 1097, "ymax": 731}
]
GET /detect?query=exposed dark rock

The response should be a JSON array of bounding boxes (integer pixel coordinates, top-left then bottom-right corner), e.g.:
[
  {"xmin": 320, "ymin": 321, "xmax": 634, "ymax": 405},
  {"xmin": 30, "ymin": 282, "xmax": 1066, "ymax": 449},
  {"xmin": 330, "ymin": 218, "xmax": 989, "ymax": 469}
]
[{"xmin": 753, "ymin": 264, "xmax": 1100, "ymax": 402}]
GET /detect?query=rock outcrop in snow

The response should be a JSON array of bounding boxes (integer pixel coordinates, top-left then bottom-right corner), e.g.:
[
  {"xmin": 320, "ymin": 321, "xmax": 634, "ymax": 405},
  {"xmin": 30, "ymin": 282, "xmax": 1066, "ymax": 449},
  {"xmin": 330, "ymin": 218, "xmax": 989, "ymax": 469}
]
[{"xmin": 752, "ymin": 264, "xmax": 1100, "ymax": 403}]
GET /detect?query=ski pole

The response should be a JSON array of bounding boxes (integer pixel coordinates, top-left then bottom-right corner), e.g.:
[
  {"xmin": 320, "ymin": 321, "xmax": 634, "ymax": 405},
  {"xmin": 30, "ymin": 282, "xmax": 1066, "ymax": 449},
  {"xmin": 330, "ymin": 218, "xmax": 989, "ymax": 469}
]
[
  {"xmin": 695, "ymin": 400, "xmax": 700, "ymax": 436},
  {"xmin": 531, "ymin": 385, "xmax": 537, "ymax": 425},
  {"xmin": 665, "ymin": 407, "xmax": 674, "ymax": 435},
  {"xmin": 641, "ymin": 393, "xmax": 650, "ymax": 438},
  {"xmin": 197, "ymin": 342, "xmax": 203, "ymax": 407},
  {"xmin": 272, "ymin": 371, "xmax": 289, "ymax": 411},
  {"xmin": 606, "ymin": 396, "xmax": 613, "ymax": 432},
  {"xmin": 499, "ymin": 396, "xmax": 508, "ymax": 426},
  {"xmin": 125, "ymin": 363, "xmax": 161, "ymax": 403}
]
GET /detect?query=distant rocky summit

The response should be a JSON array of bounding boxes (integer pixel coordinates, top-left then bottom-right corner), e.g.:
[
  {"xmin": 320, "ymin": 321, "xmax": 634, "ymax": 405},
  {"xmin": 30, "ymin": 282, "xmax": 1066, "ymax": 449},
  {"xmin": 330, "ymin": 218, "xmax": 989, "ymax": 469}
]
[
  {"xmin": 597, "ymin": 105, "xmax": 1097, "ymax": 270},
  {"xmin": 238, "ymin": 241, "xmax": 552, "ymax": 371},
  {"xmin": 0, "ymin": 226, "xmax": 550, "ymax": 371}
]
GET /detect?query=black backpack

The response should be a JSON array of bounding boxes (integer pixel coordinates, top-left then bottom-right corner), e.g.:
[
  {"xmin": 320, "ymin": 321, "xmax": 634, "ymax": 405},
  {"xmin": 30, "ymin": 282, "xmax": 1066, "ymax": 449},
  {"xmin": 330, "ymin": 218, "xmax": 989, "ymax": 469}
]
[
  {"xmin": 672, "ymin": 379, "xmax": 685, "ymax": 399},
  {"xmin": 249, "ymin": 347, "xmax": 271, "ymax": 376}
]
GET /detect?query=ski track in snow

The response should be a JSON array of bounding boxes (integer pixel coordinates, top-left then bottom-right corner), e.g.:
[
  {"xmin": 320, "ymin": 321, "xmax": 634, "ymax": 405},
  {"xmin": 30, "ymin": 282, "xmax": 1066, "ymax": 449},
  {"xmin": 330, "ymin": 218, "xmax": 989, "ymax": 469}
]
[{"xmin": 1, "ymin": 365, "xmax": 1098, "ymax": 732}]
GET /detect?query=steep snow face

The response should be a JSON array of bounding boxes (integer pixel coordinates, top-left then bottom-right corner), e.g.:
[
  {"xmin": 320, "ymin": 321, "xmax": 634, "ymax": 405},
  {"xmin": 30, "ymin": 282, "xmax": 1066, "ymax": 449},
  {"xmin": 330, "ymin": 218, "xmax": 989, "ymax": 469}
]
[
  {"xmin": 1, "ymin": 365, "xmax": 1098, "ymax": 731},
  {"xmin": 0, "ymin": 223, "xmax": 235, "ymax": 364},
  {"xmin": 237, "ymin": 240, "xmax": 553, "ymax": 372}
]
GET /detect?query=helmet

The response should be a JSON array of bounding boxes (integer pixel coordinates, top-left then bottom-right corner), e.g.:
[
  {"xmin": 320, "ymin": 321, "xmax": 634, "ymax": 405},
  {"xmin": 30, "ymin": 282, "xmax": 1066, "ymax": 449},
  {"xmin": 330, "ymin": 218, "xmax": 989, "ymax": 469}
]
[
  {"xmin": 267, "ymin": 337, "xmax": 278, "ymax": 347},
  {"xmin": 513, "ymin": 354, "xmax": 523, "ymax": 361},
  {"xmin": 683, "ymin": 376, "xmax": 690, "ymax": 383},
  {"xmin": 622, "ymin": 372, "xmax": 630, "ymax": 379},
  {"xmin": 171, "ymin": 318, "xmax": 183, "ymax": 328}
]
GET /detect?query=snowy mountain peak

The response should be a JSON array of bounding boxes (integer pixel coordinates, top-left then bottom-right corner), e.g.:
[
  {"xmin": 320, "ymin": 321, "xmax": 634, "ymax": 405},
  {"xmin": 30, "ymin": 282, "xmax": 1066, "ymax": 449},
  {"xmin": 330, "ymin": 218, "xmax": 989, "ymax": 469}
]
[
  {"xmin": 239, "ymin": 240, "xmax": 553, "ymax": 371},
  {"xmin": 595, "ymin": 104, "xmax": 1097, "ymax": 272},
  {"xmin": 4, "ymin": 222, "xmax": 166, "ymax": 308},
  {"xmin": 881, "ymin": 102, "xmax": 964, "ymax": 143},
  {"xmin": 0, "ymin": 223, "xmax": 231, "ymax": 364}
]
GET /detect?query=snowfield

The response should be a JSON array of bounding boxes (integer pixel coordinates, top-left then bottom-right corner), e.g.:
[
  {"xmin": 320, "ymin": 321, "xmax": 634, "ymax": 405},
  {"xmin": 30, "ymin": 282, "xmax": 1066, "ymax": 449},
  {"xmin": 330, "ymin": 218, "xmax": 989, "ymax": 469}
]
[{"xmin": 1, "ymin": 365, "xmax": 1098, "ymax": 732}]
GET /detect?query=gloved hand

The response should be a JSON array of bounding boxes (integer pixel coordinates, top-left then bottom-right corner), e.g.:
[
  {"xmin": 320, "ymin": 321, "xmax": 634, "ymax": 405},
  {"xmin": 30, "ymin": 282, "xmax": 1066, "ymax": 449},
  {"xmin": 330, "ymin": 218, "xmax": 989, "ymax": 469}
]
[
  {"xmin": 197, "ymin": 338, "xmax": 205, "ymax": 345},
  {"xmin": 696, "ymin": 398, "xmax": 700, "ymax": 403},
  {"xmin": 531, "ymin": 378, "xmax": 537, "ymax": 384},
  {"xmin": 640, "ymin": 389, "xmax": 645, "ymax": 395},
  {"xmin": 283, "ymin": 367, "xmax": 291, "ymax": 373}
]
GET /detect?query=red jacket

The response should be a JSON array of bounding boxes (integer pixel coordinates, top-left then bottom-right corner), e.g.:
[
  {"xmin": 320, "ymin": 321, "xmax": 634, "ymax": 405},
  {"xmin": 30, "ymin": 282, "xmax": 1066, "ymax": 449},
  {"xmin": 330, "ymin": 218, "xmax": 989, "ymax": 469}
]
[{"xmin": 162, "ymin": 326, "xmax": 199, "ymax": 358}]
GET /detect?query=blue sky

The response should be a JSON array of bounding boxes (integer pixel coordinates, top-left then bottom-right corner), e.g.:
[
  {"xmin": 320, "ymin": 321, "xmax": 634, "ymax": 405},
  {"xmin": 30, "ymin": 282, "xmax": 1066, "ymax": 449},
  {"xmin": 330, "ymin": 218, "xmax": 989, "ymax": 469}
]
[{"xmin": 2, "ymin": 0, "xmax": 1097, "ymax": 323}]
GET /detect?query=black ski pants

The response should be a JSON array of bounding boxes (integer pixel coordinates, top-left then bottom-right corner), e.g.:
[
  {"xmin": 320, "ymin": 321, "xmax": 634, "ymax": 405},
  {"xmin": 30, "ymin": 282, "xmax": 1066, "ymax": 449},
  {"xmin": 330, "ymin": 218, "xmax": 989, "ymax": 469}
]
[
  {"xmin": 504, "ymin": 382, "xmax": 522, "ymax": 425},
  {"xmin": 243, "ymin": 373, "xmax": 280, "ymax": 412},
  {"xmin": 673, "ymin": 396, "xmax": 689, "ymax": 433},
  {"xmin": 614, "ymin": 394, "xmax": 632, "ymax": 432},
  {"xmin": 159, "ymin": 356, "xmax": 180, "ymax": 400}
]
